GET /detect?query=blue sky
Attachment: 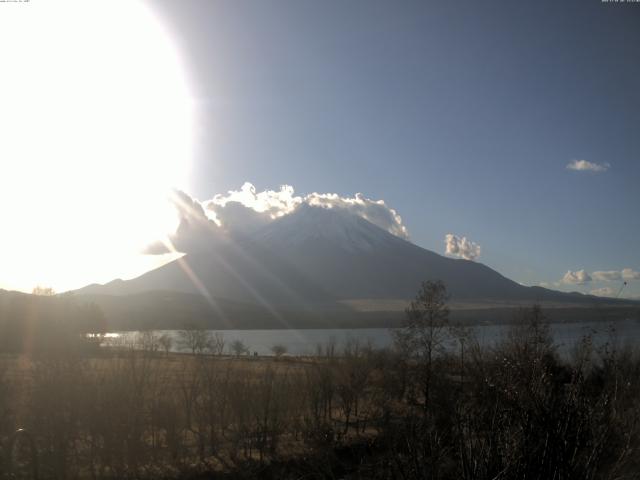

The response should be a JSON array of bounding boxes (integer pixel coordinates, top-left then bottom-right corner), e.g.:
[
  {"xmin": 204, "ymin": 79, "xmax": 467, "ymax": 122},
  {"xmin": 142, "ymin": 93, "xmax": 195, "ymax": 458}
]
[{"xmin": 152, "ymin": 0, "xmax": 640, "ymax": 297}]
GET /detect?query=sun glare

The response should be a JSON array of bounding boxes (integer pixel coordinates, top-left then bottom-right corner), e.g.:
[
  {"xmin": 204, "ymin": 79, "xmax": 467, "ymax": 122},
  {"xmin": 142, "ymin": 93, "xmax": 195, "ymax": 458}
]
[{"xmin": 0, "ymin": 1, "xmax": 192, "ymax": 292}]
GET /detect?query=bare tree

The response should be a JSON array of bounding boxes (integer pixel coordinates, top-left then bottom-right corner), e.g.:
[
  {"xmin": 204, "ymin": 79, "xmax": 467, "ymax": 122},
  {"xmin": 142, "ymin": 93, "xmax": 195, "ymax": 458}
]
[
  {"xmin": 395, "ymin": 280, "xmax": 449, "ymax": 410},
  {"xmin": 32, "ymin": 286, "xmax": 55, "ymax": 296},
  {"xmin": 230, "ymin": 339, "xmax": 248, "ymax": 357},
  {"xmin": 315, "ymin": 336, "xmax": 337, "ymax": 358},
  {"xmin": 158, "ymin": 333, "xmax": 173, "ymax": 356},
  {"xmin": 137, "ymin": 331, "xmax": 160, "ymax": 355},
  {"xmin": 179, "ymin": 329, "xmax": 212, "ymax": 355},
  {"xmin": 209, "ymin": 332, "xmax": 226, "ymax": 356},
  {"xmin": 270, "ymin": 344, "xmax": 287, "ymax": 359}
]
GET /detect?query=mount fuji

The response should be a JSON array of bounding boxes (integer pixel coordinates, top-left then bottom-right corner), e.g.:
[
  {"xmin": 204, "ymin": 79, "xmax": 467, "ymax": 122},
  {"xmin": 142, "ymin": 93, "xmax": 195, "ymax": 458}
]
[{"xmin": 73, "ymin": 205, "xmax": 638, "ymax": 329}]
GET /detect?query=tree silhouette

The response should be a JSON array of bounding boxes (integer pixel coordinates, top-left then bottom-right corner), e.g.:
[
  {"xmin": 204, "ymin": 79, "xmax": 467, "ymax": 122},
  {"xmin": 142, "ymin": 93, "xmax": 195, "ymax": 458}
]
[{"xmin": 395, "ymin": 280, "xmax": 449, "ymax": 410}]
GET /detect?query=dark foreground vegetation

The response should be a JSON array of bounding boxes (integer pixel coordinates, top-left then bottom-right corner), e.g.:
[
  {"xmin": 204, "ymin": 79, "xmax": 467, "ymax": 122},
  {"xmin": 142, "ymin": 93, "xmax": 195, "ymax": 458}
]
[{"xmin": 1, "ymin": 282, "xmax": 640, "ymax": 479}]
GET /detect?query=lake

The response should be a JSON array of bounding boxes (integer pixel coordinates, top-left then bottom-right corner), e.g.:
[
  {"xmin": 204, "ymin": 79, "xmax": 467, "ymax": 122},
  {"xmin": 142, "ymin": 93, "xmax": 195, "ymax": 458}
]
[{"xmin": 107, "ymin": 318, "xmax": 640, "ymax": 356}]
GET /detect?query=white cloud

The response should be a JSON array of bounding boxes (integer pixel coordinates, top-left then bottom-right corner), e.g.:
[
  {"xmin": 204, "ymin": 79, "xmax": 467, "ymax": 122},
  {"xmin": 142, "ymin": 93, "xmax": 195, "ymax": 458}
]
[
  {"xmin": 203, "ymin": 183, "xmax": 301, "ymax": 236},
  {"xmin": 590, "ymin": 287, "xmax": 615, "ymax": 297},
  {"xmin": 306, "ymin": 192, "xmax": 409, "ymax": 239},
  {"xmin": 203, "ymin": 182, "xmax": 410, "ymax": 239},
  {"xmin": 206, "ymin": 182, "xmax": 301, "ymax": 222},
  {"xmin": 553, "ymin": 268, "xmax": 638, "ymax": 289},
  {"xmin": 149, "ymin": 183, "xmax": 411, "ymax": 253},
  {"xmin": 207, "ymin": 201, "xmax": 273, "ymax": 236},
  {"xmin": 144, "ymin": 190, "xmax": 221, "ymax": 255},
  {"xmin": 566, "ymin": 159, "xmax": 610, "ymax": 172},
  {"xmin": 622, "ymin": 268, "xmax": 640, "ymax": 281},
  {"xmin": 592, "ymin": 270, "xmax": 622, "ymax": 282},
  {"xmin": 562, "ymin": 269, "xmax": 592, "ymax": 285},
  {"xmin": 444, "ymin": 234, "xmax": 481, "ymax": 261},
  {"xmin": 588, "ymin": 268, "xmax": 639, "ymax": 282}
]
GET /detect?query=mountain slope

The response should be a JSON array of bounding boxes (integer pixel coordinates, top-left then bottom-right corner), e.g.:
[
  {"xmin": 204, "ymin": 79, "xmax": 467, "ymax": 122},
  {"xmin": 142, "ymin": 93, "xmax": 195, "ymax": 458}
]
[
  {"xmin": 78, "ymin": 237, "xmax": 336, "ymax": 308},
  {"xmin": 75, "ymin": 205, "xmax": 636, "ymax": 328},
  {"xmin": 251, "ymin": 205, "xmax": 589, "ymax": 303}
]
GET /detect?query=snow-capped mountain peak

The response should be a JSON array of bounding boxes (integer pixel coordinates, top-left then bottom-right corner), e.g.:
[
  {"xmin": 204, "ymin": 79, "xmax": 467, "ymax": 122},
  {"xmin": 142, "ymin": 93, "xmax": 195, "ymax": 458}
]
[{"xmin": 253, "ymin": 204, "xmax": 405, "ymax": 253}]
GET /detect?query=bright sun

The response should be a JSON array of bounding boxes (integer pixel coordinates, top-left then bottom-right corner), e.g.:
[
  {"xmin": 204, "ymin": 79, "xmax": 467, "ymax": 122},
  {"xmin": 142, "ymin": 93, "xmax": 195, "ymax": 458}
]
[{"xmin": 0, "ymin": 1, "xmax": 192, "ymax": 293}]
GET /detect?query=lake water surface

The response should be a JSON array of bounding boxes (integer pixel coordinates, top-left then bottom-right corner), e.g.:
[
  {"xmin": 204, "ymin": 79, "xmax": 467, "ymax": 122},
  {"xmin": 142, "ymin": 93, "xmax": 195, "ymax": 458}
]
[{"xmin": 110, "ymin": 318, "xmax": 640, "ymax": 356}]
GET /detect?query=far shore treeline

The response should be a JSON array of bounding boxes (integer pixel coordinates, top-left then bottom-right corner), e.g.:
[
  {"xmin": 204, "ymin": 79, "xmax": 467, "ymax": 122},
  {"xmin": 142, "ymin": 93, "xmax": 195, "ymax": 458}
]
[
  {"xmin": 2, "ymin": 287, "xmax": 639, "ymax": 347},
  {"xmin": 0, "ymin": 290, "xmax": 106, "ymax": 353}
]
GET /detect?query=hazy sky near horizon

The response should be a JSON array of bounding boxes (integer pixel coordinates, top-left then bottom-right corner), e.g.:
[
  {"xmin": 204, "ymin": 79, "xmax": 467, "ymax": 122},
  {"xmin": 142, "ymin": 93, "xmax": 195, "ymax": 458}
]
[
  {"xmin": 1, "ymin": 0, "xmax": 638, "ymax": 299},
  {"xmin": 150, "ymin": 0, "xmax": 640, "ymax": 298}
]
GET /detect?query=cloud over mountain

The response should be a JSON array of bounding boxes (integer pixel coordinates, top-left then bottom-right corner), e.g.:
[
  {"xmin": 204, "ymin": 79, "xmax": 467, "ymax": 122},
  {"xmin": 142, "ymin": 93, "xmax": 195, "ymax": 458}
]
[
  {"xmin": 623, "ymin": 268, "xmax": 640, "ymax": 280},
  {"xmin": 566, "ymin": 159, "xmax": 610, "ymax": 172},
  {"xmin": 562, "ymin": 270, "xmax": 592, "ymax": 285},
  {"xmin": 590, "ymin": 287, "xmax": 615, "ymax": 297},
  {"xmin": 592, "ymin": 270, "xmax": 622, "ymax": 282},
  {"xmin": 149, "ymin": 183, "xmax": 410, "ymax": 254},
  {"xmin": 305, "ymin": 192, "xmax": 409, "ymax": 240},
  {"xmin": 444, "ymin": 234, "xmax": 481, "ymax": 261},
  {"xmin": 555, "ymin": 268, "xmax": 639, "ymax": 289},
  {"xmin": 145, "ymin": 190, "xmax": 221, "ymax": 255},
  {"xmin": 590, "ymin": 268, "xmax": 640, "ymax": 282},
  {"xmin": 201, "ymin": 183, "xmax": 409, "ymax": 239},
  {"xmin": 205, "ymin": 183, "xmax": 301, "ymax": 235}
]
